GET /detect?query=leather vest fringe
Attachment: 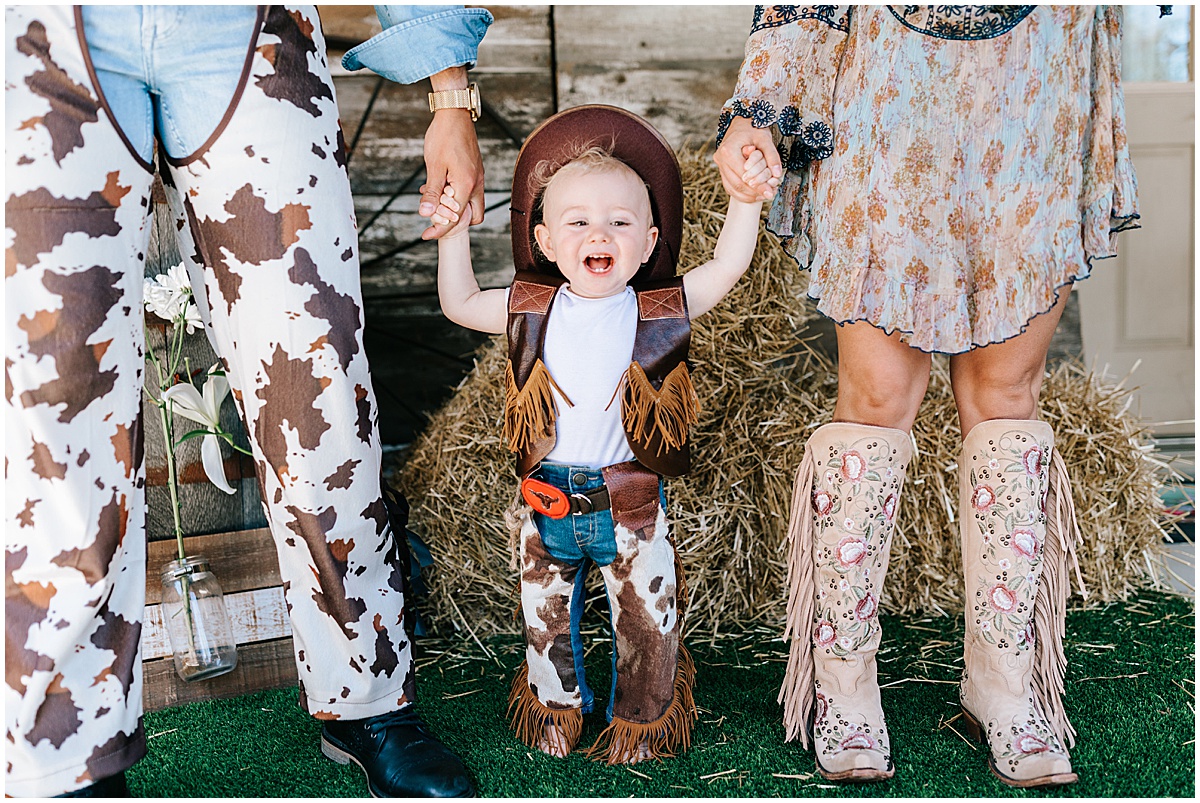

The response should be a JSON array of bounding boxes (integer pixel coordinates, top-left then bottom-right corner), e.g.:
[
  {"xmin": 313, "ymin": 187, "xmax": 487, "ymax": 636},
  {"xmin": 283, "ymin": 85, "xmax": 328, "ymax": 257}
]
[{"xmin": 504, "ymin": 271, "xmax": 698, "ymax": 478}]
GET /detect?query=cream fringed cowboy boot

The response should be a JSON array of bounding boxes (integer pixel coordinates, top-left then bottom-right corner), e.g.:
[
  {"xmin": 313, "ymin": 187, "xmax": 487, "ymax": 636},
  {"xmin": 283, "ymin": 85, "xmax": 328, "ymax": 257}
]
[
  {"xmin": 779, "ymin": 422, "xmax": 913, "ymax": 782},
  {"xmin": 958, "ymin": 419, "xmax": 1085, "ymax": 788}
]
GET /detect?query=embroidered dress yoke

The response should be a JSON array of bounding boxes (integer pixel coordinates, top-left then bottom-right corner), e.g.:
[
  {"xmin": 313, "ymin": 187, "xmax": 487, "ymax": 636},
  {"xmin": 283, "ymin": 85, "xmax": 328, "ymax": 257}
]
[{"xmin": 720, "ymin": 6, "xmax": 1139, "ymax": 354}]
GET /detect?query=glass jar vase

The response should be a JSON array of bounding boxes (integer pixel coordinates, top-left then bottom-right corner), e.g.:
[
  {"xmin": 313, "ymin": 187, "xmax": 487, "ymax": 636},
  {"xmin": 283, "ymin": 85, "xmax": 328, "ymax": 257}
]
[{"xmin": 160, "ymin": 556, "xmax": 238, "ymax": 682}]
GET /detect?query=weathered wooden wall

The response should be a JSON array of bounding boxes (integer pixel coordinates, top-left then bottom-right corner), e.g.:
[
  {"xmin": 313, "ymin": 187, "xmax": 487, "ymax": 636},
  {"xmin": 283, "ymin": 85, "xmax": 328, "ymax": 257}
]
[{"xmin": 144, "ymin": 197, "xmax": 266, "ymax": 541}]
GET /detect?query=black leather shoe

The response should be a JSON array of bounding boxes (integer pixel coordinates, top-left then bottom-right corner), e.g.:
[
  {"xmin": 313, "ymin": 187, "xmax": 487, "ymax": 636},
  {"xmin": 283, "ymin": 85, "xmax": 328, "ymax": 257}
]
[
  {"xmin": 56, "ymin": 771, "xmax": 130, "ymax": 797},
  {"xmin": 321, "ymin": 706, "xmax": 474, "ymax": 798}
]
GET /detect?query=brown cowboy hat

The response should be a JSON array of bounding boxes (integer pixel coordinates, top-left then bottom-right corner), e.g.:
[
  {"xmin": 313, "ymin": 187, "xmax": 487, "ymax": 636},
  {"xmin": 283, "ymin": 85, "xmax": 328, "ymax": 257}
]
[{"xmin": 509, "ymin": 104, "xmax": 683, "ymax": 284}]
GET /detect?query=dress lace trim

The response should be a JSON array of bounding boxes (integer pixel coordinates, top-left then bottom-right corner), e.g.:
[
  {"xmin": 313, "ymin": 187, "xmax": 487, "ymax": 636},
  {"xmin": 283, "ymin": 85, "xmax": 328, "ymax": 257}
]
[
  {"xmin": 716, "ymin": 99, "xmax": 834, "ymax": 165},
  {"xmin": 886, "ymin": 6, "xmax": 1035, "ymax": 41},
  {"xmin": 751, "ymin": 5, "xmax": 852, "ymax": 34}
]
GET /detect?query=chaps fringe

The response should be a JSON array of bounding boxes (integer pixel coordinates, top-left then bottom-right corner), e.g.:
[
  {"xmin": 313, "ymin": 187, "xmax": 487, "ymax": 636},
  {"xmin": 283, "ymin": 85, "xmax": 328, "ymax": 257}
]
[
  {"xmin": 507, "ymin": 661, "xmax": 584, "ymax": 755},
  {"xmin": 504, "ymin": 359, "xmax": 571, "ymax": 454},
  {"xmin": 673, "ymin": 543, "xmax": 689, "ymax": 615},
  {"xmin": 620, "ymin": 362, "xmax": 700, "ymax": 455},
  {"xmin": 777, "ymin": 447, "xmax": 817, "ymax": 747},
  {"xmin": 1035, "ymin": 448, "xmax": 1086, "ymax": 749},
  {"xmin": 584, "ymin": 646, "xmax": 698, "ymax": 764}
]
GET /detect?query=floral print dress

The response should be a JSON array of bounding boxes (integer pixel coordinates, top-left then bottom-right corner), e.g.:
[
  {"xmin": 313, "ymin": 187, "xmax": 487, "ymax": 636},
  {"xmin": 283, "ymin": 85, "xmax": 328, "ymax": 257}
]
[{"xmin": 720, "ymin": 6, "xmax": 1140, "ymax": 354}]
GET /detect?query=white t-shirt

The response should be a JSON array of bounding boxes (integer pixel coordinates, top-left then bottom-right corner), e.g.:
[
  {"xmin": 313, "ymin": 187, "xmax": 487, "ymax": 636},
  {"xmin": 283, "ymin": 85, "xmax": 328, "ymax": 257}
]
[{"xmin": 541, "ymin": 285, "xmax": 637, "ymax": 468}]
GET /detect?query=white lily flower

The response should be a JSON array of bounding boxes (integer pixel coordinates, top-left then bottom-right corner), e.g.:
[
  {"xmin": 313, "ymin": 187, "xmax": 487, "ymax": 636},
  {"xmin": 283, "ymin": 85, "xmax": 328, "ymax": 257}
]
[
  {"xmin": 143, "ymin": 276, "xmax": 175, "ymax": 320},
  {"xmin": 165, "ymin": 262, "xmax": 192, "ymax": 295},
  {"xmin": 162, "ymin": 368, "xmax": 236, "ymax": 495}
]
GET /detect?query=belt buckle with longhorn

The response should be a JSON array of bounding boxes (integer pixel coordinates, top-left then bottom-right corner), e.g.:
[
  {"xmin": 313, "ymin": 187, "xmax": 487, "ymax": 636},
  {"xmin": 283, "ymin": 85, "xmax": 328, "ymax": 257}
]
[{"xmin": 520, "ymin": 477, "xmax": 571, "ymax": 519}]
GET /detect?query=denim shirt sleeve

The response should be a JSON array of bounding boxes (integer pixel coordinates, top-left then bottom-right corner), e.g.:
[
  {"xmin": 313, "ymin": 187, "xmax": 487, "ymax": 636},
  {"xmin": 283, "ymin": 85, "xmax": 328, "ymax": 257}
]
[{"xmin": 341, "ymin": 5, "xmax": 493, "ymax": 85}]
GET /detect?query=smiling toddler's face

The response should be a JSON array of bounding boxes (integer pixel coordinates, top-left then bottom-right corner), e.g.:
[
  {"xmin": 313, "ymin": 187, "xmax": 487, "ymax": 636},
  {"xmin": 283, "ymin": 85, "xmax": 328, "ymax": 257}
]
[{"xmin": 533, "ymin": 162, "xmax": 658, "ymax": 299}]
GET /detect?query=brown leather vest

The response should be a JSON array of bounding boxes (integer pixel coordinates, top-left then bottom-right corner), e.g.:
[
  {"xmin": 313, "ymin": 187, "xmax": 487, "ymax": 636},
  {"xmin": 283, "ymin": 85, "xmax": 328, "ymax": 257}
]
[{"xmin": 505, "ymin": 270, "xmax": 694, "ymax": 478}]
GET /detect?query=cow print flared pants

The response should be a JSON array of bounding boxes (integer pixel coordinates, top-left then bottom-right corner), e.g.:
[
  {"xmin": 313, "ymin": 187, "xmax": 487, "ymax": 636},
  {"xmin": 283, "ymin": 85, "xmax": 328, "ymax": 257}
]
[{"xmin": 5, "ymin": 6, "xmax": 414, "ymax": 795}]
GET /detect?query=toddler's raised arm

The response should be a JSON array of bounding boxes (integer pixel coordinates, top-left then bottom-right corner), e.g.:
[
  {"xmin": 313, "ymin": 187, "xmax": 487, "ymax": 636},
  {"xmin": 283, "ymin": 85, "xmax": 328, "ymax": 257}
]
[
  {"xmin": 434, "ymin": 188, "xmax": 508, "ymax": 334},
  {"xmin": 682, "ymin": 146, "xmax": 773, "ymax": 319}
]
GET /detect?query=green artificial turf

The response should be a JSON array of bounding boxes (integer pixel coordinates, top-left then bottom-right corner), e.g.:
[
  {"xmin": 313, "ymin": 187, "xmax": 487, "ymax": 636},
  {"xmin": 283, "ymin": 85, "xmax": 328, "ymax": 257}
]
[{"xmin": 132, "ymin": 590, "xmax": 1194, "ymax": 797}]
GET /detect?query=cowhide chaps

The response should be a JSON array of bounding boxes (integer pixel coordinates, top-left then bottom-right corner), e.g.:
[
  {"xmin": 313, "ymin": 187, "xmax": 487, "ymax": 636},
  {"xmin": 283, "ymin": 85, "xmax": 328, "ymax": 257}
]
[
  {"xmin": 5, "ymin": 6, "xmax": 413, "ymax": 795},
  {"xmin": 508, "ymin": 461, "xmax": 696, "ymax": 763}
]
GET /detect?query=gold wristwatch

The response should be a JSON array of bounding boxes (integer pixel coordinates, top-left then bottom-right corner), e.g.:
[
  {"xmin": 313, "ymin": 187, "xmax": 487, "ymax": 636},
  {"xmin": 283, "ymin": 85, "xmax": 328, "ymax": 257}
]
[{"xmin": 428, "ymin": 83, "xmax": 481, "ymax": 122}]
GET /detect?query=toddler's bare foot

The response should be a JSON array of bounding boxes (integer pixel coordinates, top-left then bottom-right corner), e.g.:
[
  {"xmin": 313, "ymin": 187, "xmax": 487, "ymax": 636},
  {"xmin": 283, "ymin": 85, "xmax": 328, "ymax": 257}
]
[
  {"xmin": 536, "ymin": 723, "xmax": 571, "ymax": 758},
  {"xmin": 618, "ymin": 739, "xmax": 654, "ymax": 765}
]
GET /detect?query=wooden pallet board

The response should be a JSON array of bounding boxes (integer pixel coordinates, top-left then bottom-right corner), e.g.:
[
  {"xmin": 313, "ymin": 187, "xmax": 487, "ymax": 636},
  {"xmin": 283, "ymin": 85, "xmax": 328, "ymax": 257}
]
[
  {"xmin": 143, "ymin": 638, "xmax": 297, "ymax": 713},
  {"xmin": 143, "ymin": 530, "xmax": 295, "ymax": 711}
]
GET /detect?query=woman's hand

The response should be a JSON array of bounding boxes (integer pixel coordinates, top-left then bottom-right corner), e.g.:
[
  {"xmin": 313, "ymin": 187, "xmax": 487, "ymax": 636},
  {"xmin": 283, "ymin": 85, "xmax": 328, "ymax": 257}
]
[
  {"xmin": 714, "ymin": 115, "xmax": 781, "ymax": 203},
  {"xmin": 741, "ymin": 146, "xmax": 777, "ymax": 200}
]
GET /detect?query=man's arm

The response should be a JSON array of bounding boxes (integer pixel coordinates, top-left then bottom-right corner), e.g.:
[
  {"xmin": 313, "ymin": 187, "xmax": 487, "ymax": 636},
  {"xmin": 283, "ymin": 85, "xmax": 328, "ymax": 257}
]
[
  {"xmin": 421, "ymin": 66, "xmax": 485, "ymax": 240},
  {"xmin": 341, "ymin": 6, "xmax": 494, "ymax": 238}
]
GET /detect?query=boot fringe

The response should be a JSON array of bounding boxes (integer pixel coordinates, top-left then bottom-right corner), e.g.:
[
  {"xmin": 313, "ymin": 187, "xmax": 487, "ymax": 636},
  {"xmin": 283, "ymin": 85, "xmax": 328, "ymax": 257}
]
[
  {"xmin": 507, "ymin": 661, "xmax": 584, "ymax": 754},
  {"xmin": 620, "ymin": 362, "xmax": 700, "ymax": 455},
  {"xmin": 584, "ymin": 645, "xmax": 698, "ymax": 764},
  {"xmin": 1036, "ymin": 448, "xmax": 1085, "ymax": 749},
  {"xmin": 503, "ymin": 359, "xmax": 571, "ymax": 454},
  {"xmin": 777, "ymin": 447, "xmax": 817, "ymax": 747}
]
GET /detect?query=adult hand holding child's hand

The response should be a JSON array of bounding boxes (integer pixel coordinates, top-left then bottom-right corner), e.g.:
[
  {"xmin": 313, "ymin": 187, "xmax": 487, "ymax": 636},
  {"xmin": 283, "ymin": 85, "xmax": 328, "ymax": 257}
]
[
  {"xmin": 713, "ymin": 116, "xmax": 781, "ymax": 203},
  {"xmin": 430, "ymin": 186, "xmax": 473, "ymax": 240}
]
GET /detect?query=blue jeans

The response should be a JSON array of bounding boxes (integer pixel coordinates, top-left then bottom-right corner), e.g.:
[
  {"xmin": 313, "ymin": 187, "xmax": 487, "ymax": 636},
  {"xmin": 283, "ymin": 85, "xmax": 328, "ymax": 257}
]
[{"xmin": 80, "ymin": 5, "xmax": 259, "ymax": 162}]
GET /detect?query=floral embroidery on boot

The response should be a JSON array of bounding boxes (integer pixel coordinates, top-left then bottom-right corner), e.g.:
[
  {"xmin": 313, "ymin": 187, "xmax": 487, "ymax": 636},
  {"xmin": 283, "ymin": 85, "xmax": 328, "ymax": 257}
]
[
  {"xmin": 780, "ymin": 423, "xmax": 912, "ymax": 782},
  {"xmin": 958, "ymin": 420, "xmax": 1078, "ymax": 788}
]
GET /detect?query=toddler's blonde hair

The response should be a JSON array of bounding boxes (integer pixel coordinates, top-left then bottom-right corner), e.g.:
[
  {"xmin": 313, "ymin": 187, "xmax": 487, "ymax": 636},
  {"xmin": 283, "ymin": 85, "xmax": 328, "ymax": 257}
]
[{"xmin": 529, "ymin": 139, "xmax": 649, "ymax": 214}]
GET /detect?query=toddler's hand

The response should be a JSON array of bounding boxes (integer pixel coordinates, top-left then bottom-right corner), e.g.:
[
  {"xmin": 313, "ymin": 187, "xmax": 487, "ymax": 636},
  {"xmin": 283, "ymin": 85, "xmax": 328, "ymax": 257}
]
[
  {"xmin": 425, "ymin": 185, "xmax": 472, "ymax": 239},
  {"xmin": 740, "ymin": 145, "xmax": 779, "ymax": 201}
]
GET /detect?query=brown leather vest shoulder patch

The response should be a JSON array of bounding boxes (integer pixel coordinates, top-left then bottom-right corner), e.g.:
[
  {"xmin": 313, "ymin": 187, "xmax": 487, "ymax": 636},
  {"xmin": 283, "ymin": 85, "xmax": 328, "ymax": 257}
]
[
  {"xmin": 509, "ymin": 280, "xmax": 557, "ymax": 315},
  {"xmin": 637, "ymin": 286, "xmax": 686, "ymax": 321}
]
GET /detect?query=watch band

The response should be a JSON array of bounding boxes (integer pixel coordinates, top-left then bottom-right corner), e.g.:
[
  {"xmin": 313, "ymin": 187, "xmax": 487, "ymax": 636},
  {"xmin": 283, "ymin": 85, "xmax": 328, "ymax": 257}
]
[{"xmin": 428, "ymin": 83, "xmax": 480, "ymax": 122}]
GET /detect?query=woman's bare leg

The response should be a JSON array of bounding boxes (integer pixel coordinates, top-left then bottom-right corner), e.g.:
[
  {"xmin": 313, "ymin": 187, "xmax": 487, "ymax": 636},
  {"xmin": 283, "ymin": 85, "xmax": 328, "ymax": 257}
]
[
  {"xmin": 833, "ymin": 321, "xmax": 933, "ymax": 432},
  {"xmin": 948, "ymin": 289, "xmax": 1071, "ymax": 436}
]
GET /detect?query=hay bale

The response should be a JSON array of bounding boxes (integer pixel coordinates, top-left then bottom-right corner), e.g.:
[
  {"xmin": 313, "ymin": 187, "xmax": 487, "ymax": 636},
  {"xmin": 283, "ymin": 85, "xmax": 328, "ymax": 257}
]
[{"xmin": 397, "ymin": 150, "xmax": 1173, "ymax": 641}]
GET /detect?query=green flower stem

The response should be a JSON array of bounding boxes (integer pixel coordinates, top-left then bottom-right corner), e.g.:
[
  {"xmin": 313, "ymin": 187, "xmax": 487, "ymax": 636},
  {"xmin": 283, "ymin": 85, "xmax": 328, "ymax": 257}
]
[
  {"xmin": 145, "ymin": 325, "xmax": 197, "ymax": 660},
  {"xmin": 220, "ymin": 432, "xmax": 253, "ymax": 456},
  {"xmin": 157, "ymin": 400, "xmax": 185, "ymax": 562}
]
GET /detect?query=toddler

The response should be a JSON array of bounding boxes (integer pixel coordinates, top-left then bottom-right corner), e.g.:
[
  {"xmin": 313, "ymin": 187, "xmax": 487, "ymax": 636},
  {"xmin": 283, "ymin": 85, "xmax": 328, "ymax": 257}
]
[{"xmin": 434, "ymin": 105, "xmax": 775, "ymax": 764}]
